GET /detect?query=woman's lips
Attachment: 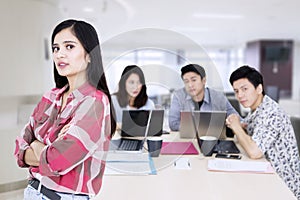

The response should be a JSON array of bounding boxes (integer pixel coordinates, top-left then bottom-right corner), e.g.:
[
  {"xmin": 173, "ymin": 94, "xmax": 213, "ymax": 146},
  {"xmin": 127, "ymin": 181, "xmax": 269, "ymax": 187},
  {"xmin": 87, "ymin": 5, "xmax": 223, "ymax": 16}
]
[{"xmin": 58, "ymin": 62, "xmax": 68, "ymax": 68}]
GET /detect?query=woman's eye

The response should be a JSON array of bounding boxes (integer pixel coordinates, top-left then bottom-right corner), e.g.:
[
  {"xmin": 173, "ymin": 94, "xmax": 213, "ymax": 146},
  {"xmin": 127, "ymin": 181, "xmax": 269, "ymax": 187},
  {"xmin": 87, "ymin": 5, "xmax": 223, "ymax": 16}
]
[
  {"xmin": 52, "ymin": 46, "xmax": 59, "ymax": 53},
  {"xmin": 66, "ymin": 44, "xmax": 74, "ymax": 50}
]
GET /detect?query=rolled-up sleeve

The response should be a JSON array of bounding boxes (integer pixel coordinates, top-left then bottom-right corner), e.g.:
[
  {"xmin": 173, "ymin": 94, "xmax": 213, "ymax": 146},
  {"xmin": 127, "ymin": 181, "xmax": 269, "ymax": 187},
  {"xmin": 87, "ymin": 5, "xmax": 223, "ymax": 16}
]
[
  {"xmin": 14, "ymin": 136, "xmax": 31, "ymax": 167},
  {"xmin": 14, "ymin": 103, "xmax": 42, "ymax": 168}
]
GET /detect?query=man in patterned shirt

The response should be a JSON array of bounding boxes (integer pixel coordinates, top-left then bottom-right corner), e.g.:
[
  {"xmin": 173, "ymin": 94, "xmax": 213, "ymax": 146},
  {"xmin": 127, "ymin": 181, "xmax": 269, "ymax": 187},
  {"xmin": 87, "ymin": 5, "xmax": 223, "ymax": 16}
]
[{"xmin": 226, "ymin": 65, "xmax": 300, "ymax": 199}]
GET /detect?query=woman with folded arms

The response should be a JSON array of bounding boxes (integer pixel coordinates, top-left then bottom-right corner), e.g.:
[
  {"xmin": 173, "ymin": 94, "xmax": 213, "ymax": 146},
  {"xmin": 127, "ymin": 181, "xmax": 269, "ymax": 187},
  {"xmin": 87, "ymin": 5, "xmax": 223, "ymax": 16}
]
[
  {"xmin": 15, "ymin": 19, "xmax": 116, "ymax": 199},
  {"xmin": 111, "ymin": 65, "xmax": 155, "ymax": 126}
]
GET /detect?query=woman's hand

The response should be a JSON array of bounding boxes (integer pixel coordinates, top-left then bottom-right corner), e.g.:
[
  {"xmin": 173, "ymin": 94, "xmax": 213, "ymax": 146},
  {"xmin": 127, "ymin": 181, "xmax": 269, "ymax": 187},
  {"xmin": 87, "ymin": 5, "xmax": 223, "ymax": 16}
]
[
  {"xmin": 57, "ymin": 124, "xmax": 71, "ymax": 140},
  {"xmin": 24, "ymin": 148, "xmax": 40, "ymax": 166},
  {"xmin": 116, "ymin": 123, "xmax": 122, "ymax": 131},
  {"xmin": 30, "ymin": 140, "xmax": 46, "ymax": 162}
]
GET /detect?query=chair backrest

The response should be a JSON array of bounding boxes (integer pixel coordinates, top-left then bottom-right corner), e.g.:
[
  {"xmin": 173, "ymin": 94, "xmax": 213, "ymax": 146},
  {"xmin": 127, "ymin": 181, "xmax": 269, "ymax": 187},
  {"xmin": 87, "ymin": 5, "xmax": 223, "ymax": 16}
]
[
  {"xmin": 290, "ymin": 116, "xmax": 300, "ymax": 154},
  {"xmin": 266, "ymin": 85, "xmax": 280, "ymax": 102},
  {"xmin": 227, "ymin": 97, "xmax": 241, "ymax": 116}
]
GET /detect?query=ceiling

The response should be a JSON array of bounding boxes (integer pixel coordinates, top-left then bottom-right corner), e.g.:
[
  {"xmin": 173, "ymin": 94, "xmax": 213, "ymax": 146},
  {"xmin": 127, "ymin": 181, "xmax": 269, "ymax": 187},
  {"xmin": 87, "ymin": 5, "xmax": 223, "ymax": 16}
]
[{"xmin": 58, "ymin": 0, "xmax": 300, "ymax": 48}]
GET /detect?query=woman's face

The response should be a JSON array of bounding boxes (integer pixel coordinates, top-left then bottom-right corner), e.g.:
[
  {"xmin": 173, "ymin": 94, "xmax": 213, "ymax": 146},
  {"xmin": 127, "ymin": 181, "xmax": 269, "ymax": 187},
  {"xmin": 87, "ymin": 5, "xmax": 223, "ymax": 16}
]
[
  {"xmin": 52, "ymin": 28, "xmax": 90, "ymax": 79},
  {"xmin": 125, "ymin": 73, "xmax": 142, "ymax": 99}
]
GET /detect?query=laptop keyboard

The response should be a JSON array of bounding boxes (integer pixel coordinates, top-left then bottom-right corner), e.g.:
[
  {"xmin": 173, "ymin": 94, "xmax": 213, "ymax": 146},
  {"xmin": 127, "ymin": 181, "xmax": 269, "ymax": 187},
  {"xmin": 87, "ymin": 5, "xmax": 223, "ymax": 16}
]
[{"xmin": 119, "ymin": 139, "xmax": 142, "ymax": 151}]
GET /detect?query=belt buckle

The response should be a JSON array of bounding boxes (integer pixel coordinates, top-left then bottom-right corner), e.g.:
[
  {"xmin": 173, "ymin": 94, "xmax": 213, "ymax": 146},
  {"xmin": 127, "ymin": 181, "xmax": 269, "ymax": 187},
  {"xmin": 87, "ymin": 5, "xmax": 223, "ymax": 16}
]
[
  {"xmin": 28, "ymin": 179, "xmax": 36, "ymax": 185},
  {"xmin": 28, "ymin": 178, "xmax": 40, "ymax": 190}
]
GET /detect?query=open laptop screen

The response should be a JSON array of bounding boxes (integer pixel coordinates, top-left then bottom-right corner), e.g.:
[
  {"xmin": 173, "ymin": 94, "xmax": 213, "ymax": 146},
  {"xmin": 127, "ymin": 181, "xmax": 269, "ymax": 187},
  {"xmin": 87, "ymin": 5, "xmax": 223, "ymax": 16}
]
[
  {"xmin": 121, "ymin": 110, "xmax": 164, "ymax": 137},
  {"xmin": 179, "ymin": 111, "xmax": 227, "ymax": 139},
  {"xmin": 121, "ymin": 110, "xmax": 149, "ymax": 137}
]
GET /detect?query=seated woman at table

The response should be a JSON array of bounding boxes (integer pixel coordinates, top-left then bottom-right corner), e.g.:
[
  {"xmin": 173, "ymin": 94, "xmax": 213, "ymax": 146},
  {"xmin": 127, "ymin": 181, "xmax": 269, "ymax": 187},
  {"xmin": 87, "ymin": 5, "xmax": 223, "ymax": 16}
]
[
  {"xmin": 225, "ymin": 65, "xmax": 300, "ymax": 199},
  {"xmin": 111, "ymin": 65, "xmax": 155, "ymax": 126}
]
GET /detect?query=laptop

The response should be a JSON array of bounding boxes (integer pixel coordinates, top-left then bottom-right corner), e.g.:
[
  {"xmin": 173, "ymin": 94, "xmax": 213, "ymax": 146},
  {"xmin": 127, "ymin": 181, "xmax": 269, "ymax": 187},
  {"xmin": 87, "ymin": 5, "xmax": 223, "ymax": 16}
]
[
  {"xmin": 179, "ymin": 111, "xmax": 227, "ymax": 139},
  {"xmin": 179, "ymin": 111, "xmax": 240, "ymax": 154},
  {"xmin": 121, "ymin": 109, "xmax": 164, "ymax": 137},
  {"xmin": 110, "ymin": 110, "xmax": 164, "ymax": 152}
]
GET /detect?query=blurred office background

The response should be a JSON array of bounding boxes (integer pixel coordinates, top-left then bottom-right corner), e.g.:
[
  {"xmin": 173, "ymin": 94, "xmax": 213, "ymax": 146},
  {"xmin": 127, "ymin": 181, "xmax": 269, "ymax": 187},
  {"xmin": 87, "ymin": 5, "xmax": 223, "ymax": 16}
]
[{"xmin": 0, "ymin": 0, "xmax": 300, "ymax": 195}]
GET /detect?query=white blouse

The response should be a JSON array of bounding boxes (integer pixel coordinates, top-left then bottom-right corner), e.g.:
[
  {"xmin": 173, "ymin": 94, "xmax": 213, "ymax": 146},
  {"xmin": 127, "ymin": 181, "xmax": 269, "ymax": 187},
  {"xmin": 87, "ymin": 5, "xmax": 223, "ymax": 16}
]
[{"xmin": 111, "ymin": 95, "xmax": 155, "ymax": 123}]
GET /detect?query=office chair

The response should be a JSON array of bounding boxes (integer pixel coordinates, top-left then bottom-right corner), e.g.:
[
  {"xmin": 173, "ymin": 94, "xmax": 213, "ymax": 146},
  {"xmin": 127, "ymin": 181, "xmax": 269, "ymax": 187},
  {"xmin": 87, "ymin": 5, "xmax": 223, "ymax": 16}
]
[
  {"xmin": 290, "ymin": 116, "xmax": 300, "ymax": 154},
  {"xmin": 227, "ymin": 97, "xmax": 242, "ymax": 116},
  {"xmin": 266, "ymin": 85, "xmax": 280, "ymax": 102},
  {"xmin": 225, "ymin": 97, "xmax": 243, "ymax": 137}
]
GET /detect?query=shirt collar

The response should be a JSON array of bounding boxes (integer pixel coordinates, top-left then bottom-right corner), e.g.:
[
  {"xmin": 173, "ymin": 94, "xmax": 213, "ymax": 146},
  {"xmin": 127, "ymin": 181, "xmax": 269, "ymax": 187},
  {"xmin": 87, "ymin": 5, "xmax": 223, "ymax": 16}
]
[
  {"xmin": 55, "ymin": 81, "xmax": 95, "ymax": 101},
  {"xmin": 248, "ymin": 95, "xmax": 269, "ymax": 117},
  {"xmin": 185, "ymin": 87, "xmax": 210, "ymax": 104},
  {"xmin": 55, "ymin": 85, "xmax": 69, "ymax": 101},
  {"xmin": 72, "ymin": 82, "xmax": 96, "ymax": 100},
  {"xmin": 203, "ymin": 88, "xmax": 210, "ymax": 104}
]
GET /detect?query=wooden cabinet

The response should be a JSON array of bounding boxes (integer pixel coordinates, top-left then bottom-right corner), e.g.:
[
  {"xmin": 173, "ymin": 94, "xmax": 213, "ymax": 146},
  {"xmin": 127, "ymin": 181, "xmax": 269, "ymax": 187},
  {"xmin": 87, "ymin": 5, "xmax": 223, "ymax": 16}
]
[{"xmin": 245, "ymin": 40, "xmax": 293, "ymax": 99}]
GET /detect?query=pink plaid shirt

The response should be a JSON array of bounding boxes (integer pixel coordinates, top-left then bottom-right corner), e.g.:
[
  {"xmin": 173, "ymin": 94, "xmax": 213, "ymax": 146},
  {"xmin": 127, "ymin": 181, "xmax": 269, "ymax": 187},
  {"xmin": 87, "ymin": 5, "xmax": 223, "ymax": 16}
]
[{"xmin": 14, "ymin": 82, "xmax": 111, "ymax": 196}]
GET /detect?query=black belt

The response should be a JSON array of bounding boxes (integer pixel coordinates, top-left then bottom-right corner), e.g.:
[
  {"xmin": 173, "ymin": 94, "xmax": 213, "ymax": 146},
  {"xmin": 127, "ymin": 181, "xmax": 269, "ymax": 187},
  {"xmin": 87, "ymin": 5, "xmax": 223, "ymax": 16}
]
[{"xmin": 29, "ymin": 179, "xmax": 61, "ymax": 200}]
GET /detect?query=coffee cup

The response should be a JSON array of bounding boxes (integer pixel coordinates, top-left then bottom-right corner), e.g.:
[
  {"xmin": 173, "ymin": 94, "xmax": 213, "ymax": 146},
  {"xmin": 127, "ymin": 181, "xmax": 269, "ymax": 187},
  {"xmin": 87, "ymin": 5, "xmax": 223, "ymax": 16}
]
[
  {"xmin": 147, "ymin": 137, "xmax": 163, "ymax": 157},
  {"xmin": 199, "ymin": 136, "xmax": 218, "ymax": 156}
]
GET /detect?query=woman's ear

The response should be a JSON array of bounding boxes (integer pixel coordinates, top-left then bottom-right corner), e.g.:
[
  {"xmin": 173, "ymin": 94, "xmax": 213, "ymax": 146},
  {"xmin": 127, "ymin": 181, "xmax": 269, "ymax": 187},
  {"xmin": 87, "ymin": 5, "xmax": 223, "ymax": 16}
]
[{"xmin": 86, "ymin": 54, "xmax": 91, "ymax": 63}]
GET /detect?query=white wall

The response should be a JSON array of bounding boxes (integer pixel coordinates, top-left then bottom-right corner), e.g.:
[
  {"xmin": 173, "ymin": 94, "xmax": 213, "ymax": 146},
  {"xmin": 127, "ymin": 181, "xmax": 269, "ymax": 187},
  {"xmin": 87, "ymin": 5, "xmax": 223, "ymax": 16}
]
[
  {"xmin": 0, "ymin": 0, "xmax": 63, "ymax": 184},
  {"xmin": 0, "ymin": 0, "xmax": 63, "ymax": 96}
]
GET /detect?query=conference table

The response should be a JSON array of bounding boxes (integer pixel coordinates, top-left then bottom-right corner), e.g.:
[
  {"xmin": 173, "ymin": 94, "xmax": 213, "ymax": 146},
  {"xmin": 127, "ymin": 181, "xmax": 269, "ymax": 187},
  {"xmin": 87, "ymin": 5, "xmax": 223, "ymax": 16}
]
[{"xmin": 97, "ymin": 132, "xmax": 296, "ymax": 200}]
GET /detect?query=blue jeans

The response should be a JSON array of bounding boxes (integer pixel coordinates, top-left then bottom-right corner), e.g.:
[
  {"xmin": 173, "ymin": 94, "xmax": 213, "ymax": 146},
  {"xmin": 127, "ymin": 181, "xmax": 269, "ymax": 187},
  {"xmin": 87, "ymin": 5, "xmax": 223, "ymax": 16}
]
[{"xmin": 24, "ymin": 185, "xmax": 90, "ymax": 200}]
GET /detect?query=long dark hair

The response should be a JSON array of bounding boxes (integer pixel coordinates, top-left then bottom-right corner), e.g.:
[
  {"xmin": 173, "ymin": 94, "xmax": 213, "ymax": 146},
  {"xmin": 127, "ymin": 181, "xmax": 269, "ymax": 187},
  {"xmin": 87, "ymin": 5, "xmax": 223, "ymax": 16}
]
[
  {"xmin": 114, "ymin": 65, "xmax": 148, "ymax": 108},
  {"xmin": 51, "ymin": 19, "xmax": 116, "ymax": 136}
]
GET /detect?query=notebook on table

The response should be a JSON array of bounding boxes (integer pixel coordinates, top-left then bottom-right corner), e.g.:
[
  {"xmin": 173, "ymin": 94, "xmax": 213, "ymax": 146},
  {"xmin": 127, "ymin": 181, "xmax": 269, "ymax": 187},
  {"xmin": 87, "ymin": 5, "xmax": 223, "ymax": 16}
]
[
  {"xmin": 110, "ymin": 110, "xmax": 164, "ymax": 152},
  {"xmin": 179, "ymin": 111, "xmax": 240, "ymax": 154},
  {"xmin": 160, "ymin": 141, "xmax": 199, "ymax": 155}
]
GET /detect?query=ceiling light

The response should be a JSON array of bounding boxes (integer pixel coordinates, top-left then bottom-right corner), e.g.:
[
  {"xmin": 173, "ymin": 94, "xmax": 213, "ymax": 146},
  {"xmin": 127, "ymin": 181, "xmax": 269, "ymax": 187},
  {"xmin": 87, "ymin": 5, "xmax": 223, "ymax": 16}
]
[
  {"xmin": 174, "ymin": 27, "xmax": 211, "ymax": 32},
  {"xmin": 193, "ymin": 13, "xmax": 244, "ymax": 19},
  {"xmin": 83, "ymin": 7, "xmax": 94, "ymax": 13}
]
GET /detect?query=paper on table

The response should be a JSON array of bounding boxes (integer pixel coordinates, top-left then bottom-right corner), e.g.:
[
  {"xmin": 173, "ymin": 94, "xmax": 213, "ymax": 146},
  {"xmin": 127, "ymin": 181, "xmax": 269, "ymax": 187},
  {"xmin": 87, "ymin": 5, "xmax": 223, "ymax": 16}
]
[
  {"xmin": 104, "ymin": 152, "xmax": 156, "ymax": 175},
  {"xmin": 106, "ymin": 152, "xmax": 149, "ymax": 162},
  {"xmin": 174, "ymin": 157, "xmax": 191, "ymax": 170},
  {"xmin": 207, "ymin": 159, "xmax": 274, "ymax": 174},
  {"xmin": 105, "ymin": 162, "xmax": 153, "ymax": 175},
  {"xmin": 160, "ymin": 142, "xmax": 199, "ymax": 155}
]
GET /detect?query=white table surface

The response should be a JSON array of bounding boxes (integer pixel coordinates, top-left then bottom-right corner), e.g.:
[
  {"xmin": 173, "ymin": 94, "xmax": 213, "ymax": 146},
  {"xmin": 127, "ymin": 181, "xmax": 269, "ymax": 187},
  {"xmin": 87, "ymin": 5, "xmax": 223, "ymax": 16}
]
[{"xmin": 97, "ymin": 132, "xmax": 296, "ymax": 200}]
